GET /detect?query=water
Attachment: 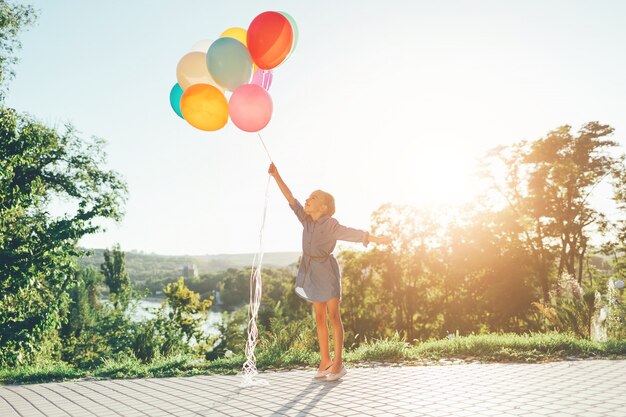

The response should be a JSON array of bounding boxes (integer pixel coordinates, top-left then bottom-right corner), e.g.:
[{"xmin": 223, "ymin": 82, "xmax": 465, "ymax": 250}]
[{"xmin": 127, "ymin": 297, "xmax": 223, "ymax": 336}]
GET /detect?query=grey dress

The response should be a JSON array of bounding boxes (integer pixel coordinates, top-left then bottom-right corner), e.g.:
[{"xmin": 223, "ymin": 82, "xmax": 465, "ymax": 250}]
[{"xmin": 289, "ymin": 199, "xmax": 369, "ymax": 302}]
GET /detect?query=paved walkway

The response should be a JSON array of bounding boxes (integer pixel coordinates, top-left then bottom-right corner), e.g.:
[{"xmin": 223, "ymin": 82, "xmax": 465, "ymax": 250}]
[{"xmin": 1, "ymin": 360, "xmax": 625, "ymax": 417}]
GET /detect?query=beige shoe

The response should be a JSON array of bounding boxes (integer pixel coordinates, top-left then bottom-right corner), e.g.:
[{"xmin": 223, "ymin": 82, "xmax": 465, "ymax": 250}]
[
  {"xmin": 314, "ymin": 363, "xmax": 333, "ymax": 378},
  {"xmin": 324, "ymin": 366, "xmax": 347, "ymax": 381}
]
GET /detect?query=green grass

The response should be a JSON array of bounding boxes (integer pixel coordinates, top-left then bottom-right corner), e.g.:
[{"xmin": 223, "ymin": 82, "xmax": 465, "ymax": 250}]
[
  {"xmin": 0, "ymin": 361, "xmax": 83, "ymax": 384},
  {"xmin": 410, "ymin": 332, "xmax": 626, "ymax": 362},
  {"xmin": 3, "ymin": 333, "xmax": 626, "ymax": 385}
]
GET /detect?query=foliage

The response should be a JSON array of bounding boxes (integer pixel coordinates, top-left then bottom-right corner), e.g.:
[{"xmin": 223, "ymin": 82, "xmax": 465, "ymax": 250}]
[
  {"xmin": 101, "ymin": 244, "xmax": 132, "ymax": 309},
  {"xmin": 533, "ymin": 274, "xmax": 599, "ymax": 339},
  {"xmin": 205, "ymin": 307, "xmax": 248, "ymax": 360},
  {"xmin": 0, "ymin": 0, "xmax": 36, "ymax": 99},
  {"xmin": 480, "ymin": 122, "xmax": 620, "ymax": 302},
  {"xmin": 367, "ymin": 203, "xmax": 446, "ymax": 341},
  {"xmin": 0, "ymin": 108, "xmax": 127, "ymax": 366},
  {"xmin": 162, "ymin": 277, "xmax": 213, "ymax": 345},
  {"xmin": 605, "ymin": 279, "xmax": 626, "ymax": 340}
]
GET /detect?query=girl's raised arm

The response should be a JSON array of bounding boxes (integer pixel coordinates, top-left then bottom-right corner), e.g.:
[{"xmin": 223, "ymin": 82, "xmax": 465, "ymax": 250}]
[{"xmin": 268, "ymin": 163, "xmax": 295, "ymax": 205}]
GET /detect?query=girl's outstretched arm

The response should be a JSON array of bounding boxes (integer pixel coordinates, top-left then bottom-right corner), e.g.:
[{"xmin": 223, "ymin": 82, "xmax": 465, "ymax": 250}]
[
  {"xmin": 268, "ymin": 163, "xmax": 295, "ymax": 205},
  {"xmin": 368, "ymin": 234, "xmax": 392, "ymax": 245},
  {"xmin": 331, "ymin": 219, "xmax": 392, "ymax": 246}
]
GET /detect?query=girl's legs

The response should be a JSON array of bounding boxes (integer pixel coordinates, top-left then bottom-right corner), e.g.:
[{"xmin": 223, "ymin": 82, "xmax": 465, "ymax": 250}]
[
  {"xmin": 326, "ymin": 297, "xmax": 344, "ymax": 373},
  {"xmin": 313, "ymin": 301, "xmax": 332, "ymax": 371}
]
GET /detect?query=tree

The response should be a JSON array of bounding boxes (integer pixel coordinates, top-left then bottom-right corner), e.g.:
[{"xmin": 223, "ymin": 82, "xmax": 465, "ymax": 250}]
[
  {"xmin": 0, "ymin": 1, "xmax": 36, "ymax": 100},
  {"xmin": 481, "ymin": 122, "xmax": 619, "ymax": 301},
  {"xmin": 604, "ymin": 157, "xmax": 626, "ymax": 280},
  {"xmin": 101, "ymin": 244, "xmax": 131, "ymax": 310},
  {"xmin": 444, "ymin": 208, "xmax": 539, "ymax": 333},
  {"xmin": 338, "ymin": 249, "xmax": 384, "ymax": 344},
  {"xmin": 162, "ymin": 277, "xmax": 213, "ymax": 345},
  {"xmin": 369, "ymin": 203, "xmax": 445, "ymax": 341},
  {"xmin": 0, "ymin": 108, "xmax": 127, "ymax": 366},
  {"xmin": 60, "ymin": 267, "xmax": 102, "ymax": 339}
]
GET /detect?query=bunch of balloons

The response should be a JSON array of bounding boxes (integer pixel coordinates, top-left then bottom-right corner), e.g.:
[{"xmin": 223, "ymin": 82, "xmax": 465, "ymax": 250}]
[{"xmin": 170, "ymin": 11, "xmax": 298, "ymax": 133}]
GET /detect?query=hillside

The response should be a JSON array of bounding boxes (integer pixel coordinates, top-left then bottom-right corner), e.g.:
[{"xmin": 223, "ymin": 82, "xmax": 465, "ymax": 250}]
[{"xmin": 79, "ymin": 249, "xmax": 300, "ymax": 283}]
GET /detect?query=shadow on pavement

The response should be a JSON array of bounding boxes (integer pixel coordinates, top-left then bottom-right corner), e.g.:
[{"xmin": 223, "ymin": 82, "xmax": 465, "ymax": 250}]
[{"xmin": 270, "ymin": 378, "xmax": 342, "ymax": 416}]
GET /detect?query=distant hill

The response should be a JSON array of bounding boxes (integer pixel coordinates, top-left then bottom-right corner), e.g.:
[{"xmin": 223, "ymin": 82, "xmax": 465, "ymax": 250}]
[{"xmin": 79, "ymin": 249, "xmax": 300, "ymax": 283}]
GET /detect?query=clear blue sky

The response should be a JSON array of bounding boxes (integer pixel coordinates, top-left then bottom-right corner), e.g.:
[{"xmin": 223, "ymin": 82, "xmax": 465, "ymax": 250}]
[{"xmin": 6, "ymin": 0, "xmax": 626, "ymax": 255}]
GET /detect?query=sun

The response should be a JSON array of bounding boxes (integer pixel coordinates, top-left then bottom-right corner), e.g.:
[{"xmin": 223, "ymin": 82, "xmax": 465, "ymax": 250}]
[{"xmin": 386, "ymin": 147, "xmax": 484, "ymax": 209}]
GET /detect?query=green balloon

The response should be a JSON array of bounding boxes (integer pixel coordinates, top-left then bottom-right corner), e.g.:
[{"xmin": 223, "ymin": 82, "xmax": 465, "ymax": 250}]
[
  {"xmin": 207, "ymin": 37, "xmax": 253, "ymax": 92},
  {"xmin": 279, "ymin": 11, "xmax": 298, "ymax": 57}
]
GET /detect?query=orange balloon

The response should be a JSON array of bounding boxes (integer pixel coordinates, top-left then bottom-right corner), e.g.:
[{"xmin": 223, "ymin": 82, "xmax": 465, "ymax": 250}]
[{"xmin": 180, "ymin": 84, "xmax": 228, "ymax": 131}]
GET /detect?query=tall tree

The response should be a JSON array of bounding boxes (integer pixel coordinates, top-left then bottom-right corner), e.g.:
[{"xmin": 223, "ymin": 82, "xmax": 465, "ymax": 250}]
[
  {"xmin": 101, "ymin": 244, "xmax": 131, "ymax": 310},
  {"xmin": 369, "ymin": 203, "xmax": 445, "ymax": 341},
  {"xmin": 0, "ymin": 108, "xmax": 127, "ymax": 365},
  {"xmin": 605, "ymin": 157, "xmax": 626, "ymax": 280},
  {"xmin": 481, "ymin": 122, "xmax": 619, "ymax": 301},
  {"xmin": 0, "ymin": 0, "xmax": 36, "ymax": 100}
]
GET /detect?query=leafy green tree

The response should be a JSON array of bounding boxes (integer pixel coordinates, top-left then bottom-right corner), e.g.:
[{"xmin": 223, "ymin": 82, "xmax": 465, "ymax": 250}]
[
  {"xmin": 217, "ymin": 268, "xmax": 251, "ymax": 309},
  {"xmin": 339, "ymin": 249, "xmax": 384, "ymax": 344},
  {"xmin": 0, "ymin": 0, "xmax": 36, "ymax": 100},
  {"xmin": 101, "ymin": 244, "xmax": 131, "ymax": 309},
  {"xmin": 60, "ymin": 267, "xmax": 102, "ymax": 339},
  {"xmin": 0, "ymin": 108, "xmax": 127, "ymax": 366},
  {"xmin": 162, "ymin": 277, "xmax": 213, "ymax": 345}
]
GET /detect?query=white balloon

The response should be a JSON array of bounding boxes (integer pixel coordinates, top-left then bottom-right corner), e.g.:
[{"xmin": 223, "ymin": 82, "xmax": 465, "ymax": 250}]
[
  {"xmin": 175, "ymin": 51, "xmax": 223, "ymax": 91},
  {"xmin": 190, "ymin": 39, "xmax": 213, "ymax": 53}
]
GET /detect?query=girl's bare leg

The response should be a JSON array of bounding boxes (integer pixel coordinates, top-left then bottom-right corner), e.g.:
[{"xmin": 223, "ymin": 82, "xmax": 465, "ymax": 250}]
[
  {"xmin": 313, "ymin": 301, "xmax": 332, "ymax": 371},
  {"xmin": 326, "ymin": 297, "xmax": 344, "ymax": 373}
]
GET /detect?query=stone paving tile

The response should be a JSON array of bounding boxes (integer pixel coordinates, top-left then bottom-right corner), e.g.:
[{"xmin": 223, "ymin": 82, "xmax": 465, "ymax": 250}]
[{"xmin": 2, "ymin": 360, "xmax": 626, "ymax": 416}]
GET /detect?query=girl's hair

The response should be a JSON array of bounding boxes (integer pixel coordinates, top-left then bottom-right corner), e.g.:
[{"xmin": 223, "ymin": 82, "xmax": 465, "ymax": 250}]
[{"xmin": 316, "ymin": 190, "xmax": 335, "ymax": 216}]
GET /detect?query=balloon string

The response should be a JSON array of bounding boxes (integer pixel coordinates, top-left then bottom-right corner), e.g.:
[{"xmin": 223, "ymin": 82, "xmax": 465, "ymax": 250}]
[
  {"xmin": 257, "ymin": 133, "xmax": 273, "ymax": 163},
  {"xmin": 241, "ymin": 173, "xmax": 271, "ymax": 386}
]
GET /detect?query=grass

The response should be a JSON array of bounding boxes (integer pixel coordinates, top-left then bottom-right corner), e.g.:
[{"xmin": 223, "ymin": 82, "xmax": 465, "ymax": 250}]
[
  {"xmin": 2, "ymin": 333, "xmax": 625, "ymax": 385},
  {"xmin": 410, "ymin": 333, "xmax": 626, "ymax": 362}
]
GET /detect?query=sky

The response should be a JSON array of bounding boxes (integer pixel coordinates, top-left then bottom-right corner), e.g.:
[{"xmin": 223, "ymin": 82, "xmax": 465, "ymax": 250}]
[{"xmin": 5, "ymin": 0, "xmax": 626, "ymax": 255}]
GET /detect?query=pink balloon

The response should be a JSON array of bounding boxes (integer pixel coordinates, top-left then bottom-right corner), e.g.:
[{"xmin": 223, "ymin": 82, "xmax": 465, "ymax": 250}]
[
  {"xmin": 229, "ymin": 84, "xmax": 273, "ymax": 132},
  {"xmin": 251, "ymin": 68, "xmax": 273, "ymax": 91}
]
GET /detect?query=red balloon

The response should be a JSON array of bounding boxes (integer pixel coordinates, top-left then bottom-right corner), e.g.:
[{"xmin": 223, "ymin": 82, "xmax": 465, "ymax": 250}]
[{"xmin": 247, "ymin": 11, "xmax": 293, "ymax": 70}]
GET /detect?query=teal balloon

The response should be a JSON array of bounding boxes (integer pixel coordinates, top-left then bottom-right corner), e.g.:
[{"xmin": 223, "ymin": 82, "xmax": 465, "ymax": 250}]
[
  {"xmin": 169, "ymin": 83, "xmax": 184, "ymax": 119},
  {"xmin": 207, "ymin": 37, "xmax": 253, "ymax": 91}
]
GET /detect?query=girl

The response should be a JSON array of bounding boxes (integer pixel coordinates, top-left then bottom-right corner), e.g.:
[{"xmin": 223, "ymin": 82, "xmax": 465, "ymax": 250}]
[{"xmin": 268, "ymin": 163, "xmax": 391, "ymax": 381}]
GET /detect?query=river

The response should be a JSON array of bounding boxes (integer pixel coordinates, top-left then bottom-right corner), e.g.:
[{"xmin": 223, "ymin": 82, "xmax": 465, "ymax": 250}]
[{"xmin": 127, "ymin": 297, "xmax": 223, "ymax": 336}]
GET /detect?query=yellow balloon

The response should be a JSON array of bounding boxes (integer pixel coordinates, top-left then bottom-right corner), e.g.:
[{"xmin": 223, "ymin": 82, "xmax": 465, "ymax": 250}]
[
  {"xmin": 180, "ymin": 84, "xmax": 228, "ymax": 131},
  {"xmin": 176, "ymin": 52, "xmax": 222, "ymax": 91},
  {"xmin": 220, "ymin": 27, "xmax": 248, "ymax": 47}
]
